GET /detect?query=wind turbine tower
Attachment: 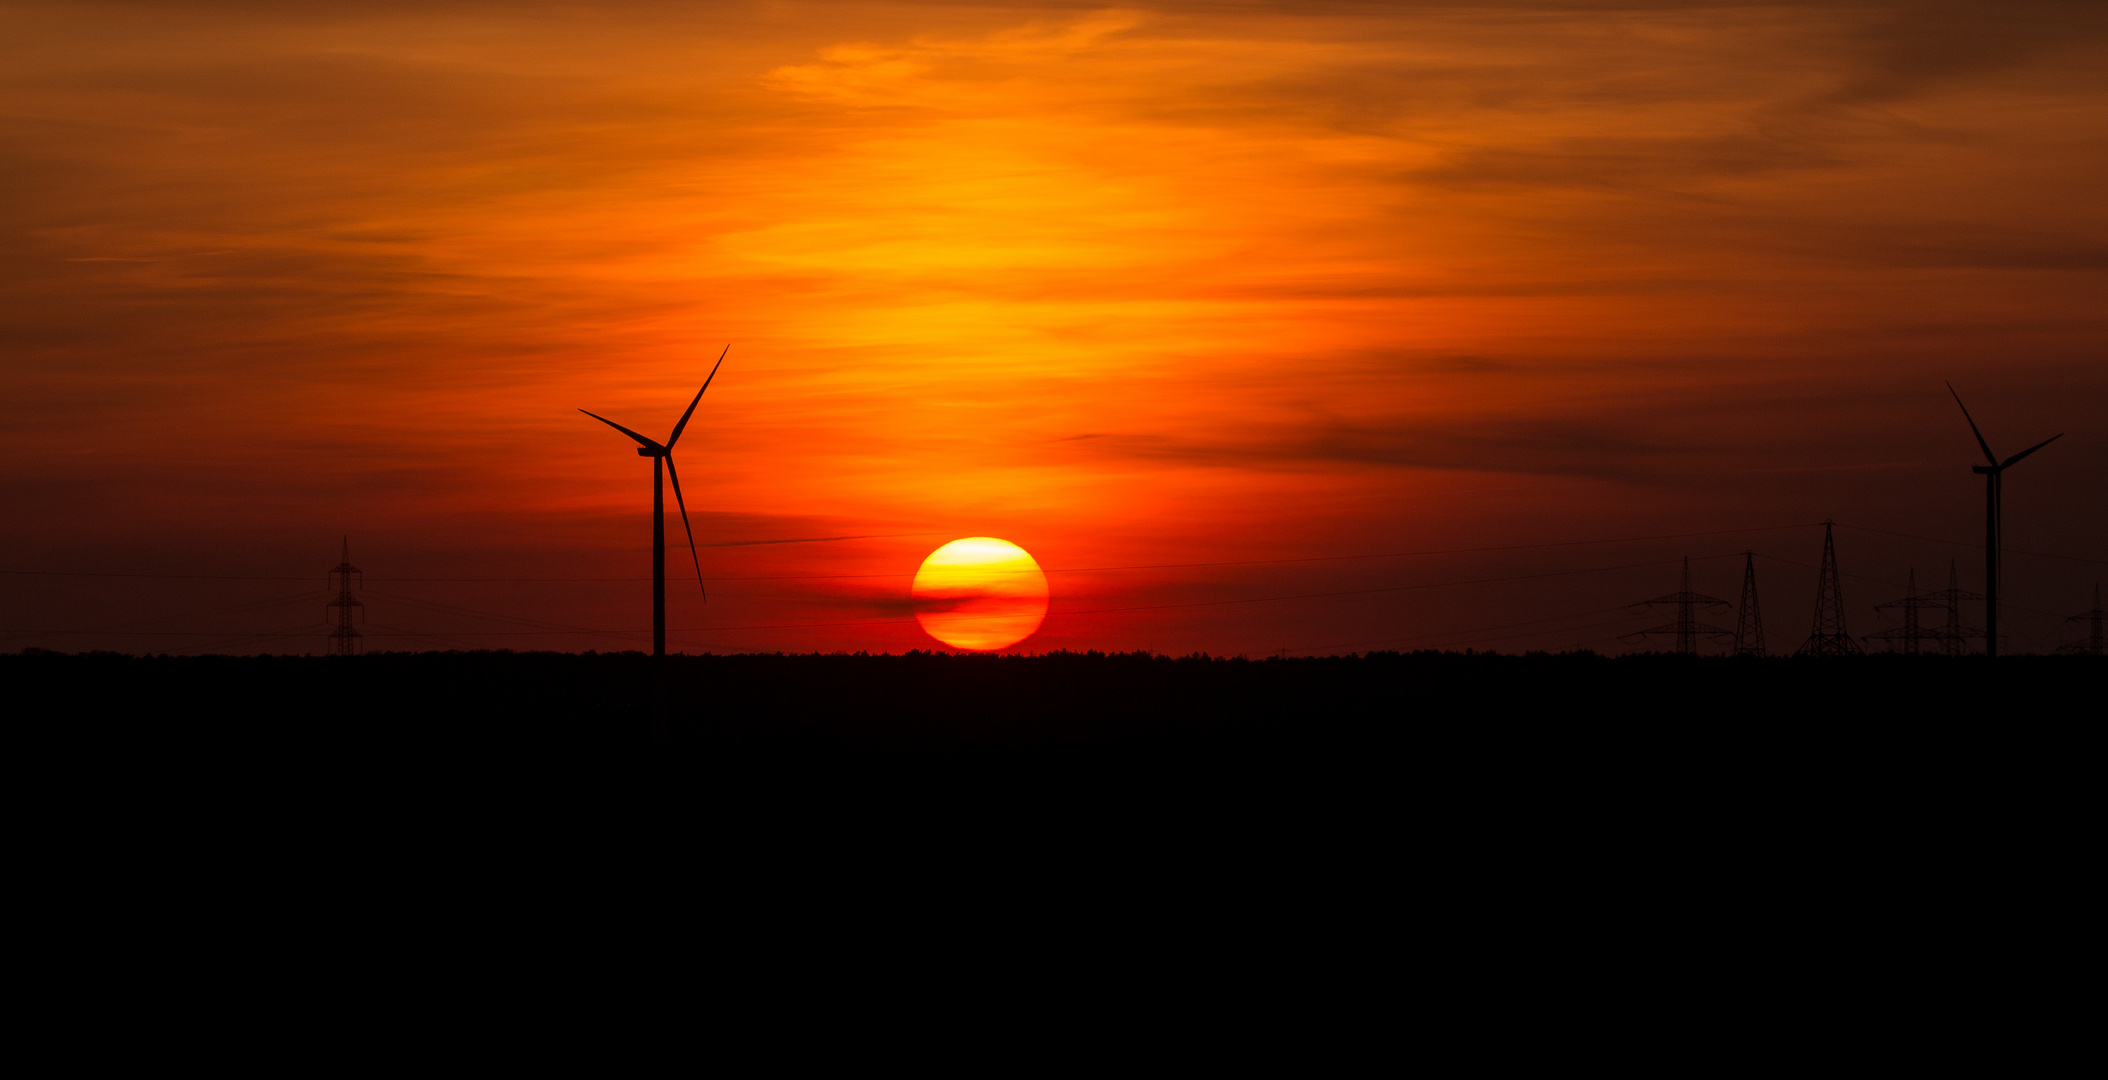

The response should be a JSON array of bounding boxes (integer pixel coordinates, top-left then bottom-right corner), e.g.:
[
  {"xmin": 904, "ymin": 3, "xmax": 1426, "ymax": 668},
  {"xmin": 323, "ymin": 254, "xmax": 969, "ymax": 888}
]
[
  {"xmin": 580, "ymin": 346, "xmax": 727, "ymax": 657},
  {"xmin": 1947, "ymin": 383, "xmax": 2061, "ymax": 658}
]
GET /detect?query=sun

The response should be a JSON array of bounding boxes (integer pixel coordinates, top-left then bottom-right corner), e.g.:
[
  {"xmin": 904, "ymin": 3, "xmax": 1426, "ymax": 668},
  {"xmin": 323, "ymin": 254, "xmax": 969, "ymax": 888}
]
[{"xmin": 911, "ymin": 537, "xmax": 1050, "ymax": 651}]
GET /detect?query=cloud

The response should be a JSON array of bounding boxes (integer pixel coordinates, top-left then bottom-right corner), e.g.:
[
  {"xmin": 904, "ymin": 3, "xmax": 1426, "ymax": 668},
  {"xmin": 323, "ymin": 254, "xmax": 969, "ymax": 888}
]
[
  {"xmin": 763, "ymin": 9, "xmax": 1147, "ymax": 105},
  {"xmin": 1834, "ymin": 0, "xmax": 2108, "ymax": 103},
  {"xmin": 1408, "ymin": 133, "xmax": 1835, "ymax": 190},
  {"xmin": 1058, "ymin": 415, "xmax": 1722, "ymax": 482}
]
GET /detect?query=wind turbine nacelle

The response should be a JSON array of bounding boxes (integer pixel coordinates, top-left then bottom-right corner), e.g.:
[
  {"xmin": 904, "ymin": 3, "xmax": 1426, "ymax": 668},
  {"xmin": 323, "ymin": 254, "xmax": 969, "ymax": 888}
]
[
  {"xmin": 638, "ymin": 446, "xmax": 667, "ymax": 457},
  {"xmin": 1973, "ymin": 465, "xmax": 1996, "ymax": 474}
]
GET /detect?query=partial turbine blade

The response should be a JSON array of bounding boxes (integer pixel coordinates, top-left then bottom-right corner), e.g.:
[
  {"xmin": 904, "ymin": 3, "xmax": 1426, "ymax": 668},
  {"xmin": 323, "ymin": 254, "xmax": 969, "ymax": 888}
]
[
  {"xmin": 2001, "ymin": 432, "xmax": 2062, "ymax": 468},
  {"xmin": 1945, "ymin": 382, "xmax": 1998, "ymax": 466},
  {"xmin": 667, "ymin": 344, "xmax": 730, "ymax": 450},
  {"xmin": 664, "ymin": 452, "xmax": 707, "ymax": 600},
  {"xmin": 579, "ymin": 409, "xmax": 665, "ymax": 452}
]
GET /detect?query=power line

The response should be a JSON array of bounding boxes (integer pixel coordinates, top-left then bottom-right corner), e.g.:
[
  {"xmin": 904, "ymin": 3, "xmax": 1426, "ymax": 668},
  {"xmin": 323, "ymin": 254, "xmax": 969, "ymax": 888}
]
[
  {"xmin": 0, "ymin": 589, "xmax": 328, "ymax": 639},
  {"xmin": 1288, "ymin": 603, "xmax": 1647, "ymax": 654},
  {"xmin": 1024, "ymin": 523, "xmax": 1826, "ymax": 576},
  {"xmin": 14, "ymin": 519, "xmax": 2096, "ymax": 655},
  {"xmin": 252, "ymin": 553, "xmax": 1705, "ymax": 639},
  {"xmin": 1038, "ymin": 556, "xmax": 1697, "ymax": 618},
  {"xmin": 1754, "ymin": 552, "xmax": 2069, "ymax": 621},
  {"xmin": 1423, "ymin": 612, "xmax": 1658, "ymax": 654},
  {"xmin": 1832, "ymin": 522, "xmax": 2108, "ymax": 567},
  {"xmin": 7, "ymin": 523, "xmax": 2098, "ymax": 587},
  {"xmin": 171, "ymin": 620, "xmax": 329, "ymax": 656},
  {"xmin": 0, "ymin": 521, "xmax": 1830, "ymax": 584},
  {"xmin": 362, "ymin": 586, "xmax": 643, "ymax": 641},
  {"xmin": 16, "ymin": 552, "xmax": 1702, "ymax": 642},
  {"xmin": 365, "ymin": 621, "xmax": 503, "ymax": 652}
]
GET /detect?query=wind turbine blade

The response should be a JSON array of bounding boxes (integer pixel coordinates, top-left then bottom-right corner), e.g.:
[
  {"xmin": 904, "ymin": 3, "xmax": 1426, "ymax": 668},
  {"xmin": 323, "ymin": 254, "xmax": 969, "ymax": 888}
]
[
  {"xmin": 579, "ymin": 409, "xmax": 665, "ymax": 451},
  {"xmin": 1945, "ymin": 382, "xmax": 1998, "ymax": 466},
  {"xmin": 664, "ymin": 452, "xmax": 707, "ymax": 600},
  {"xmin": 2001, "ymin": 432, "xmax": 2062, "ymax": 468},
  {"xmin": 667, "ymin": 344, "xmax": 730, "ymax": 450}
]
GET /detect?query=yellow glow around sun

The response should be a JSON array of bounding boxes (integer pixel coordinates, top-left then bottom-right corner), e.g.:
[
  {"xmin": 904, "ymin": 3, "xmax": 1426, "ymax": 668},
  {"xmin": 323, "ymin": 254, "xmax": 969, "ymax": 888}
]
[{"xmin": 911, "ymin": 537, "xmax": 1050, "ymax": 651}]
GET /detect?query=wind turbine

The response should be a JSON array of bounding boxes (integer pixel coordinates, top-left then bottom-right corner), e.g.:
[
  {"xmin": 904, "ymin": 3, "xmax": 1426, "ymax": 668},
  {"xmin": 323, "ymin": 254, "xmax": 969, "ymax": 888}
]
[
  {"xmin": 1946, "ymin": 382, "xmax": 2060, "ymax": 658},
  {"xmin": 582, "ymin": 346, "xmax": 727, "ymax": 657}
]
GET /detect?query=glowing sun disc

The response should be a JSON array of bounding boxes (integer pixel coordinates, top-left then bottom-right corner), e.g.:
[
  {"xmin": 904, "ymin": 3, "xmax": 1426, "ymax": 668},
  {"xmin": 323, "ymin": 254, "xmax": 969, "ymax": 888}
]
[{"xmin": 911, "ymin": 537, "xmax": 1050, "ymax": 651}]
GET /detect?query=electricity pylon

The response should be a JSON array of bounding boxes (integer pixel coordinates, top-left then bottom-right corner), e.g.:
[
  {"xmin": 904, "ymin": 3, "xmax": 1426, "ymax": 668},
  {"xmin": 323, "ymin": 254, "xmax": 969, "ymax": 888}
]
[
  {"xmin": 326, "ymin": 536, "xmax": 363, "ymax": 656},
  {"xmin": 1796, "ymin": 522, "xmax": 1862, "ymax": 656},
  {"xmin": 1867, "ymin": 568, "xmax": 1936, "ymax": 654},
  {"xmin": 2060, "ymin": 584, "xmax": 2105, "ymax": 656},
  {"xmin": 1732, "ymin": 551, "xmax": 1765, "ymax": 656},
  {"xmin": 1637, "ymin": 556, "xmax": 1733, "ymax": 654},
  {"xmin": 1919, "ymin": 559, "xmax": 1984, "ymax": 656}
]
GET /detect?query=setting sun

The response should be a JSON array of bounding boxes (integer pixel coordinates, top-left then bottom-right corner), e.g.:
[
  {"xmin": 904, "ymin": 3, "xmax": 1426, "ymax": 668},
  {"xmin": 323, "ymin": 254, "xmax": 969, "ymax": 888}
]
[{"xmin": 911, "ymin": 538, "xmax": 1050, "ymax": 651}]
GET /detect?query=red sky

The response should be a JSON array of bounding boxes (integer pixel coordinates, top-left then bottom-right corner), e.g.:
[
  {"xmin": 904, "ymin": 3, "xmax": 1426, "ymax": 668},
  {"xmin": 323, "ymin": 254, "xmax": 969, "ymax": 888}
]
[{"xmin": 4, "ymin": 0, "xmax": 2104, "ymax": 655}]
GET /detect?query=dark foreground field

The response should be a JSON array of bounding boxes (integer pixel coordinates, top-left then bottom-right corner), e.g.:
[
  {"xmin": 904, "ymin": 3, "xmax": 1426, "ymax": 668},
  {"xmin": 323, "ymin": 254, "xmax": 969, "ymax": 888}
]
[
  {"xmin": 14, "ymin": 646, "xmax": 2100, "ymax": 748},
  {"xmin": 12, "ymin": 648, "xmax": 2098, "ymax": 1010},
  {"xmin": 14, "ymin": 647, "xmax": 2099, "ymax": 902},
  {"xmin": 13, "ymin": 648, "xmax": 2098, "ymax": 786}
]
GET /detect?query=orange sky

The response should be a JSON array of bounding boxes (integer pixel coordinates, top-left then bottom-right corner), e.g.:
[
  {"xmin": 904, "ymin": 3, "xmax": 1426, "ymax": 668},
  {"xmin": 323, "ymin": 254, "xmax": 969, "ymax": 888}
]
[{"xmin": 4, "ymin": 1, "xmax": 2104, "ymax": 655}]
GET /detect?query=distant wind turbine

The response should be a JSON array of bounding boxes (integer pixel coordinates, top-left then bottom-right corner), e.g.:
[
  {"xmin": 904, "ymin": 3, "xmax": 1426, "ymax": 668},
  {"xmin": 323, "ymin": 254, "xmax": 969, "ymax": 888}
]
[
  {"xmin": 581, "ymin": 346, "xmax": 728, "ymax": 657},
  {"xmin": 1946, "ymin": 382, "xmax": 2059, "ymax": 659}
]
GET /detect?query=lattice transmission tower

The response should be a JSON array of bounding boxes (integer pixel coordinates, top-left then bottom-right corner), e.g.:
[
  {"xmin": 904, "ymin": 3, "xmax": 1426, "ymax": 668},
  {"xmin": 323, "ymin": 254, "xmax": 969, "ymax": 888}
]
[
  {"xmin": 1796, "ymin": 522, "xmax": 1863, "ymax": 656},
  {"xmin": 1867, "ymin": 568, "xmax": 1936, "ymax": 654},
  {"xmin": 1733, "ymin": 551, "xmax": 1765, "ymax": 656},
  {"xmin": 326, "ymin": 536, "xmax": 363, "ymax": 656},
  {"xmin": 1919, "ymin": 559, "xmax": 1984, "ymax": 656},
  {"xmin": 2060, "ymin": 583, "xmax": 2104, "ymax": 656},
  {"xmin": 1637, "ymin": 556, "xmax": 1733, "ymax": 654}
]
